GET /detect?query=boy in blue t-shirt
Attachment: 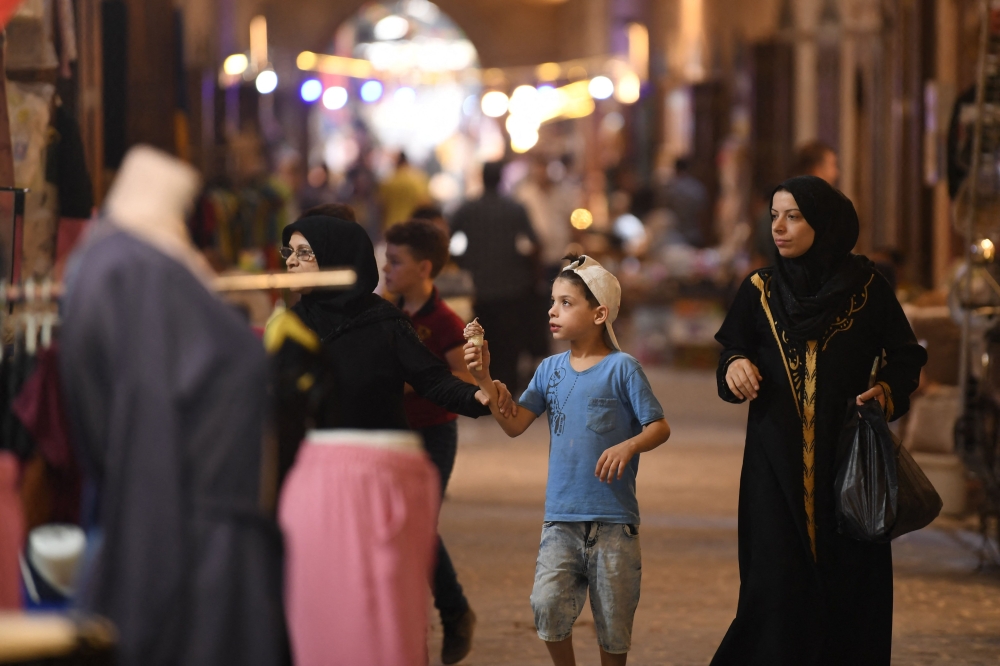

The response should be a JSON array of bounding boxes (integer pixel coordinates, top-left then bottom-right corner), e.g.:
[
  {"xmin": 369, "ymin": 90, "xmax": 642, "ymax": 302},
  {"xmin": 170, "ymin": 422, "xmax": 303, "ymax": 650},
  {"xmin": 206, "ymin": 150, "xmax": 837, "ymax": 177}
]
[{"xmin": 466, "ymin": 255, "xmax": 670, "ymax": 666}]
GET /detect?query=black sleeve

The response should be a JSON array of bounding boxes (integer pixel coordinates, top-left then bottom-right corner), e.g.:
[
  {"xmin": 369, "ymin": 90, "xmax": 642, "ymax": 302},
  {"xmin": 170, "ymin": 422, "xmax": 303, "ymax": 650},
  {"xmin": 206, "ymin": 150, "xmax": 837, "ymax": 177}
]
[
  {"xmin": 714, "ymin": 274, "xmax": 763, "ymax": 404},
  {"xmin": 872, "ymin": 274, "xmax": 928, "ymax": 421},
  {"xmin": 393, "ymin": 319, "xmax": 490, "ymax": 418},
  {"xmin": 516, "ymin": 201, "xmax": 539, "ymax": 243}
]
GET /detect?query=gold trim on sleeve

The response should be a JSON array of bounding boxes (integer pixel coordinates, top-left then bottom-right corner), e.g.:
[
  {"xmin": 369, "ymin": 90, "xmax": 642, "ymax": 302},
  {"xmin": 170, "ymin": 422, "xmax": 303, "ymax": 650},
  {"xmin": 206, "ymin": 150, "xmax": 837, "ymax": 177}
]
[{"xmin": 876, "ymin": 380, "xmax": 895, "ymax": 420}]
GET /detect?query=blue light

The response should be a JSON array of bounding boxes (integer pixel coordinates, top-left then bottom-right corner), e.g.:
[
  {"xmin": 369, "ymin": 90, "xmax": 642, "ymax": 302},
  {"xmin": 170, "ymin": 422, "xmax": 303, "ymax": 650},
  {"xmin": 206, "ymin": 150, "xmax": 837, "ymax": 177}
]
[
  {"xmin": 300, "ymin": 79, "xmax": 323, "ymax": 103},
  {"xmin": 360, "ymin": 80, "xmax": 384, "ymax": 103}
]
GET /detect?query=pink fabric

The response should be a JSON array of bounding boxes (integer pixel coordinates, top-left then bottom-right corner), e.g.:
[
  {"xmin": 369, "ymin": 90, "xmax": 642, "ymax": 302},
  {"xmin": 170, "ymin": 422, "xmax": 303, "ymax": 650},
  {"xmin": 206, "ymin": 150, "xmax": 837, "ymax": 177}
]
[
  {"xmin": 0, "ymin": 451, "xmax": 24, "ymax": 609},
  {"xmin": 279, "ymin": 440, "xmax": 440, "ymax": 666}
]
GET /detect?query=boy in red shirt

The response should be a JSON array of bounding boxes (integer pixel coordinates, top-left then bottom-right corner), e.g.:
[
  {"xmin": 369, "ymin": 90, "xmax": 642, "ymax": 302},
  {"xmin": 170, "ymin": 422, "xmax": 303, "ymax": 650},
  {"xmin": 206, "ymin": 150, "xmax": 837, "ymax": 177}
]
[{"xmin": 383, "ymin": 219, "xmax": 478, "ymax": 664}]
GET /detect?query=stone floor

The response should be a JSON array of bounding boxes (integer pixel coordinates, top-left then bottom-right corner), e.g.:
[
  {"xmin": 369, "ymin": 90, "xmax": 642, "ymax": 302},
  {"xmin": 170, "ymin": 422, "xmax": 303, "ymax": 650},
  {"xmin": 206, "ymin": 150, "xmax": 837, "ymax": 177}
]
[{"xmin": 426, "ymin": 368, "xmax": 1000, "ymax": 665}]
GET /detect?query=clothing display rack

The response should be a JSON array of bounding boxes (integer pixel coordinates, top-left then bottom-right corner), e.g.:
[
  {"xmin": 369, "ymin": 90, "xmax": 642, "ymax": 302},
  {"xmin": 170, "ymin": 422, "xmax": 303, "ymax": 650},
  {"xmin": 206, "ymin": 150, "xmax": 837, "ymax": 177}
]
[
  {"xmin": 0, "ymin": 269, "xmax": 357, "ymax": 300},
  {"xmin": 954, "ymin": 0, "xmax": 1000, "ymax": 566},
  {"xmin": 213, "ymin": 268, "xmax": 356, "ymax": 292}
]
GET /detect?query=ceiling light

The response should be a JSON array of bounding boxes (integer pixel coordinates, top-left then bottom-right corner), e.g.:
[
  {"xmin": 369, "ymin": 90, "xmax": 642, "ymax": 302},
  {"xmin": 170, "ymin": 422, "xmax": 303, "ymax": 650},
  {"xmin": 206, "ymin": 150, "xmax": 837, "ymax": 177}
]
[
  {"xmin": 374, "ymin": 15, "xmax": 410, "ymax": 41},
  {"xmin": 323, "ymin": 86, "xmax": 348, "ymax": 110},
  {"xmin": 255, "ymin": 70, "xmax": 278, "ymax": 94},
  {"xmin": 589, "ymin": 76, "xmax": 614, "ymax": 100}
]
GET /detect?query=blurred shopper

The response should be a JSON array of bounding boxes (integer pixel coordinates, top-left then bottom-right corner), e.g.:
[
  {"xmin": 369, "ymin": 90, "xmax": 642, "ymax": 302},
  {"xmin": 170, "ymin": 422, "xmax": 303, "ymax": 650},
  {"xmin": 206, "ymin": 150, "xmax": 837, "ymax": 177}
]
[
  {"xmin": 713, "ymin": 176, "xmax": 927, "ymax": 666},
  {"xmin": 274, "ymin": 213, "xmax": 514, "ymax": 666},
  {"xmin": 340, "ymin": 153, "xmax": 382, "ymax": 240},
  {"xmin": 300, "ymin": 202, "xmax": 358, "ymax": 222},
  {"xmin": 515, "ymin": 156, "xmax": 573, "ymax": 279},
  {"xmin": 465, "ymin": 255, "xmax": 670, "ymax": 666},
  {"xmin": 411, "ymin": 203, "xmax": 451, "ymax": 238},
  {"xmin": 661, "ymin": 157, "xmax": 707, "ymax": 247},
  {"xmin": 60, "ymin": 147, "xmax": 288, "ymax": 666},
  {"xmin": 754, "ymin": 140, "xmax": 840, "ymax": 267},
  {"xmin": 298, "ymin": 163, "xmax": 337, "ymax": 212},
  {"xmin": 383, "ymin": 219, "xmax": 478, "ymax": 664},
  {"xmin": 411, "ymin": 204, "xmax": 475, "ymax": 305},
  {"xmin": 794, "ymin": 140, "xmax": 840, "ymax": 187},
  {"xmin": 451, "ymin": 162, "xmax": 540, "ymax": 392},
  {"xmin": 379, "ymin": 152, "xmax": 430, "ymax": 230}
]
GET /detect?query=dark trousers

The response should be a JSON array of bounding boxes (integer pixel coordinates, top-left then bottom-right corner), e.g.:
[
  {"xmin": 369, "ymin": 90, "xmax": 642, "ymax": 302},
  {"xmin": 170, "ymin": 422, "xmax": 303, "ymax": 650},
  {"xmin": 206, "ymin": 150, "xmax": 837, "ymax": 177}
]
[
  {"xmin": 420, "ymin": 420, "xmax": 469, "ymax": 623},
  {"xmin": 475, "ymin": 294, "xmax": 542, "ymax": 394}
]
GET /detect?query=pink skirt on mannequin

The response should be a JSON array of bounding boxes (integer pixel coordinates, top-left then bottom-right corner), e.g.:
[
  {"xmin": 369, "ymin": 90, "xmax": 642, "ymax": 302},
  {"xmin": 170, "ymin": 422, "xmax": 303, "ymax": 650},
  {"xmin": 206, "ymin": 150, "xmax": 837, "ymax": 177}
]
[{"xmin": 279, "ymin": 430, "xmax": 440, "ymax": 666}]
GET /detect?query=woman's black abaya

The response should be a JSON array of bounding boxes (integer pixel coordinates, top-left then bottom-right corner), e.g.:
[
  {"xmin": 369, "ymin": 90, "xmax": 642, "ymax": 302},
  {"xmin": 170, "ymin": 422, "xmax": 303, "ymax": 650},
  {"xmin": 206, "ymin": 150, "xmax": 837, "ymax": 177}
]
[{"xmin": 711, "ymin": 177, "xmax": 927, "ymax": 665}]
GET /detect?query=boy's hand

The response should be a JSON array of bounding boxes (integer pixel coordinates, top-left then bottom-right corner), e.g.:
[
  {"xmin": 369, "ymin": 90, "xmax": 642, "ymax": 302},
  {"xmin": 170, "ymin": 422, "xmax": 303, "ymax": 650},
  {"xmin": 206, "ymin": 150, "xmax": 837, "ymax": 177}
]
[
  {"xmin": 464, "ymin": 340, "xmax": 490, "ymax": 382},
  {"xmin": 595, "ymin": 441, "xmax": 637, "ymax": 483},
  {"xmin": 475, "ymin": 379, "xmax": 518, "ymax": 417}
]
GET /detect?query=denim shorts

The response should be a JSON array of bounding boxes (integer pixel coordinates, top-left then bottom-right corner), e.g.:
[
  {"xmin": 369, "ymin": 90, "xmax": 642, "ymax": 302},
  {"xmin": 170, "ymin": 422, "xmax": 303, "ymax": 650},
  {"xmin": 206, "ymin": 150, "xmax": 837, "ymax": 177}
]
[{"xmin": 529, "ymin": 521, "xmax": 641, "ymax": 654}]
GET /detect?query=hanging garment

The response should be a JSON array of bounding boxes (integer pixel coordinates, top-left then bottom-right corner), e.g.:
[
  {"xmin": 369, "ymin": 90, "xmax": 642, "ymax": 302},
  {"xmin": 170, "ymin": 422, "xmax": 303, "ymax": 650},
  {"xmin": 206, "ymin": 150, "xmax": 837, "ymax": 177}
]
[
  {"xmin": 0, "ymin": 346, "xmax": 37, "ymax": 460},
  {"xmin": 279, "ymin": 431, "xmax": 439, "ymax": 666},
  {"xmin": 46, "ymin": 103, "xmax": 94, "ymax": 218},
  {"xmin": 0, "ymin": 451, "xmax": 24, "ymax": 609},
  {"xmin": 60, "ymin": 226, "xmax": 289, "ymax": 666},
  {"xmin": 12, "ymin": 343, "xmax": 80, "ymax": 525}
]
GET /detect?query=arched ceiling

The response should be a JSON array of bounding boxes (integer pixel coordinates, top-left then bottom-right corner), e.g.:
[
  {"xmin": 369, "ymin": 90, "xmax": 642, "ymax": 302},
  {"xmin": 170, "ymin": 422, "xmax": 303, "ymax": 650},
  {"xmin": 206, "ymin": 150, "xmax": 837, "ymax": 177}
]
[{"xmin": 253, "ymin": 0, "xmax": 604, "ymax": 68}]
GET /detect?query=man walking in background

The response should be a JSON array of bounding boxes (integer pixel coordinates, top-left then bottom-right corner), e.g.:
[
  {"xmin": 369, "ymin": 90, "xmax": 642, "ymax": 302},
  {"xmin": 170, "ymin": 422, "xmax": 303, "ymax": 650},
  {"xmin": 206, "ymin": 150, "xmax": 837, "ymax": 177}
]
[
  {"xmin": 451, "ymin": 162, "xmax": 540, "ymax": 392},
  {"xmin": 379, "ymin": 152, "xmax": 430, "ymax": 230}
]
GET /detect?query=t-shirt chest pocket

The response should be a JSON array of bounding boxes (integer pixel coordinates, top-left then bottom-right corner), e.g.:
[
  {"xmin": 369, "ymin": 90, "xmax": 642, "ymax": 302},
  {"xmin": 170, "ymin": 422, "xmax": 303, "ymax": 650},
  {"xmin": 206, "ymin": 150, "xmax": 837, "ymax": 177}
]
[{"xmin": 586, "ymin": 397, "xmax": 618, "ymax": 434}]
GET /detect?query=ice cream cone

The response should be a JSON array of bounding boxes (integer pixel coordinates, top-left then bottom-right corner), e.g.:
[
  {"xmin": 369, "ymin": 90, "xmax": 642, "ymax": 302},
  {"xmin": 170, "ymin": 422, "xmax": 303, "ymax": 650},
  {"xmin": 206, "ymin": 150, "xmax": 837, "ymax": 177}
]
[{"xmin": 464, "ymin": 318, "xmax": 485, "ymax": 370}]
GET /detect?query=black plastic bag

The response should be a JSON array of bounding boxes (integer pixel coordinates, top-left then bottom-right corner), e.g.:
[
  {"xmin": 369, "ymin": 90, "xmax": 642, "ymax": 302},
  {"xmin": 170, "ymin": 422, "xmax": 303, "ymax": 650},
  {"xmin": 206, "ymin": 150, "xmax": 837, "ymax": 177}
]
[{"xmin": 834, "ymin": 400, "xmax": 943, "ymax": 542}]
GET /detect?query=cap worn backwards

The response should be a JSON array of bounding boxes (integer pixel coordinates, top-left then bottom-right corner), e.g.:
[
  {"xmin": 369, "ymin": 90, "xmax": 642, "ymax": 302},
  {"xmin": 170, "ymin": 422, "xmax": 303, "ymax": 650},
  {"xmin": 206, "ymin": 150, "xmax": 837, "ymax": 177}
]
[{"xmin": 562, "ymin": 255, "xmax": 622, "ymax": 351}]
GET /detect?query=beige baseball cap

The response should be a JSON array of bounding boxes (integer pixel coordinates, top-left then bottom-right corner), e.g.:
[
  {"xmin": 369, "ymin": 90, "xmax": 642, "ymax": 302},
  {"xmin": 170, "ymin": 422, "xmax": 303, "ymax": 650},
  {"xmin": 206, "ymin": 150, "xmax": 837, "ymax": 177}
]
[{"xmin": 562, "ymin": 255, "xmax": 622, "ymax": 351}]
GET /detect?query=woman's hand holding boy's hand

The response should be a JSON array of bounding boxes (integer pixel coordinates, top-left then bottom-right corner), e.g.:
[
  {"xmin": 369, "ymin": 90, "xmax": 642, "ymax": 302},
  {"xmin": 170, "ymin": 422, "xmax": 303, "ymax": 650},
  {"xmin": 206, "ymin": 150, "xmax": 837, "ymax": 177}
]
[
  {"xmin": 595, "ymin": 441, "xmax": 637, "ymax": 483},
  {"xmin": 475, "ymin": 379, "xmax": 518, "ymax": 418}
]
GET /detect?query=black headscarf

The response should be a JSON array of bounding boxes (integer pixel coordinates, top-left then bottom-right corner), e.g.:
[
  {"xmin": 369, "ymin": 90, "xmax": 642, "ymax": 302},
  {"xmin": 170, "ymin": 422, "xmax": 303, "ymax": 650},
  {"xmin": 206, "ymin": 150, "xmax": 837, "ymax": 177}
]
[
  {"xmin": 769, "ymin": 176, "xmax": 874, "ymax": 340},
  {"xmin": 282, "ymin": 215, "xmax": 398, "ymax": 341}
]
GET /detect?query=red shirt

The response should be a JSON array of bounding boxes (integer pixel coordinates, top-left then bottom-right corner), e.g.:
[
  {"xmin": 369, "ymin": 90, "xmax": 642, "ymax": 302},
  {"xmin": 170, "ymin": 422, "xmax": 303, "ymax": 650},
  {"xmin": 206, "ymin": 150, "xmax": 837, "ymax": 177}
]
[{"xmin": 401, "ymin": 288, "xmax": 468, "ymax": 429}]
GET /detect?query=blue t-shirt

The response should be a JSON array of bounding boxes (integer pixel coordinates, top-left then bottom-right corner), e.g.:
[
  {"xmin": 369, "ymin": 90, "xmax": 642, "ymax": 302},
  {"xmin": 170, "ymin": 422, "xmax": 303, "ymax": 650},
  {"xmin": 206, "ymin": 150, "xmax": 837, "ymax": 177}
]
[{"xmin": 518, "ymin": 350, "xmax": 664, "ymax": 524}]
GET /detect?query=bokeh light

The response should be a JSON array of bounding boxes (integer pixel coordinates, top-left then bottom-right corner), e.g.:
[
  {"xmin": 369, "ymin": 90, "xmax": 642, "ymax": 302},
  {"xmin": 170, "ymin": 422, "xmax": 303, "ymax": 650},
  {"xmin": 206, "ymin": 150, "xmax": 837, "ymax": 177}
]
[
  {"xmin": 570, "ymin": 208, "xmax": 594, "ymax": 230},
  {"xmin": 300, "ymin": 79, "xmax": 323, "ymax": 102},
  {"xmin": 374, "ymin": 15, "xmax": 410, "ymax": 41},
  {"xmin": 508, "ymin": 85, "xmax": 539, "ymax": 116},
  {"xmin": 588, "ymin": 76, "xmax": 614, "ymax": 100},
  {"xmin": 450, "ymin": 231, "xmax": 469, "ymax": 256},
  {"xmin": 360, "ymin": 80, "xmax": 384, "ymax": 102},
  {"xmin": 481, "ymin": 91, "xmax": 509, "ymax": 118},
  {"xmin": 510, "ymin": 130, "xmax": 539, "ymax": 153},
  {"xmin": 462, "ymin": 95, "xmax": 478, "ymax": 116},
  {"xmin": 323, "ymin": 86, "xmax": 348, "ymax": 110},
  {"xmin": 255, "ymin": 70, "xmax": 278, "ymax": 94},
  {"xmin": 615, "ymin": 72, "xmax": 642, "ymax": 104},
  {"xmin": 536, "ymin": 62, "xmax": 562, "ymax": 82},
  {"xmin": 223, "ymin": 54, "xmax": 249, "ymax": 76},
  {"xmin": 394, "ymin": 86, "xmax": 417, "ymax": 104}
]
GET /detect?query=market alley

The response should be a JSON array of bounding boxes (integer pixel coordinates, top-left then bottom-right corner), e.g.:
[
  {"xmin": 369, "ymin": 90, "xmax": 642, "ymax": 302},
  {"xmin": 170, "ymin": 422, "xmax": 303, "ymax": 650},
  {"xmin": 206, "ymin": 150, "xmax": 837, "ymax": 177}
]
[{"xmin": 432, "ymin": 368, "xmax": 1000, "ymax": 666}]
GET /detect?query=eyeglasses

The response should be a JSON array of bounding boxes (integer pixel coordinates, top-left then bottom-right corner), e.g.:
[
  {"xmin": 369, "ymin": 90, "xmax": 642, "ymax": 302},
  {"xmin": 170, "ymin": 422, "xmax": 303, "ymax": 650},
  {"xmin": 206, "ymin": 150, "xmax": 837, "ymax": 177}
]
[{"xmin": 280, "ymin": 246, "xmax": 316, "ymax": 262}]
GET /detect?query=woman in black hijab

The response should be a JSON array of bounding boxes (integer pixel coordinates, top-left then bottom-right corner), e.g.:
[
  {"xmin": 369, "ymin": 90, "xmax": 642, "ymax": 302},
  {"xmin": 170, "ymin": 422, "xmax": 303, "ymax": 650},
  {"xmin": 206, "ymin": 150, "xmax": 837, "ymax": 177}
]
[
  {"xmin": 711, "ymin": 176, "xmax": 927, "ymax": 665},
  {"xmin": 282, "ymin": 214, "xmax": 383, "ymax": 340},
  {"xmin": 273, "ymin": 215, "xmax": 511, "ymax": 476}
]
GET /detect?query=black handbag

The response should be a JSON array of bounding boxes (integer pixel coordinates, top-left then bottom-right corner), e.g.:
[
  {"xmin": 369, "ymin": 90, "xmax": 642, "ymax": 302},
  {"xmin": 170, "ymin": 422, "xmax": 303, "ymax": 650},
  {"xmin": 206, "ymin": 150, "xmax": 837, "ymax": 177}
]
[{"xmin": 834, "ymin": 398, "xmax": 943, "ymax": 542}]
